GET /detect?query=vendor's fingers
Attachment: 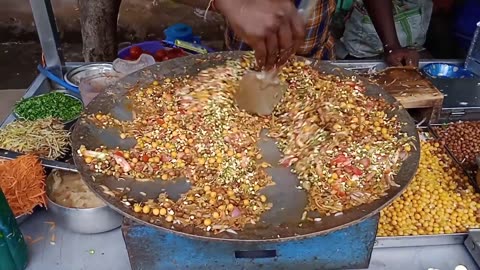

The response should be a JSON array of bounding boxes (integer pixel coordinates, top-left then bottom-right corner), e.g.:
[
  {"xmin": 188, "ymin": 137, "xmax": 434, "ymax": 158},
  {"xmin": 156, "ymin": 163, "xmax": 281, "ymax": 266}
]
[
  {"xmin": 387, "ymin": 55, "xmax": 403, "ymax": 67},
  {"xmin": 265, "ymin": 34, "xmax": 280, "ymax": 70},
  {"xmin": 290, "ymin": 13, "xmax": 306, "ymax": 52},
  {"xmin": 406, "ymin": 52, "xmax": 419, "ymax": 67},
  {"xmin": 277, "ymin": 26, "xmax": 294, "ymax": 66},
  {"xmin": 253, "ymin": 41, "xmax": 268, "ymax": 69}
]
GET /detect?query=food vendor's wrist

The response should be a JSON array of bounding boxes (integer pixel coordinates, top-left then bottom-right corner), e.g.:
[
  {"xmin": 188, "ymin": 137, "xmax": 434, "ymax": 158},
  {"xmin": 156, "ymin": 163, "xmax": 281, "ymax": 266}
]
[
  {"xmin": 383, "ymin": 42, "xmax": 402, "ymax": 54},
  {"xmin": 212, "ymin": 0, "xmax": 230, "ymax": 15}
]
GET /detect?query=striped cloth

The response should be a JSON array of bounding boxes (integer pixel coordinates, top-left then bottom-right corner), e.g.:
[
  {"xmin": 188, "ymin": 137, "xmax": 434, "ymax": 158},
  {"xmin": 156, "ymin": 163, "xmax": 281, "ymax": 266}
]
[{"xmin": 224, "ymin": 0, "xmax": 337, "ymax": 60}]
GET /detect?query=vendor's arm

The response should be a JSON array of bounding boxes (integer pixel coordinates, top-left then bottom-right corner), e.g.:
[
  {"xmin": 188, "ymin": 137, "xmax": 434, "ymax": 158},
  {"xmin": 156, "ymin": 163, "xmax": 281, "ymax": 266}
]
[
  {"xmin": 204, "ymin": 0, "xmax": 306, "ymax": 69},
  {"xmin": 172, "ymin": 0, "xmax": 211, "ymax": 9},
  {"xmin": 363, "ymin": 0, "xmax": 420, "ymax": 66},
  {"xmin": 173, "ymin": 0, "xmax": 305, "ymax": 69}
]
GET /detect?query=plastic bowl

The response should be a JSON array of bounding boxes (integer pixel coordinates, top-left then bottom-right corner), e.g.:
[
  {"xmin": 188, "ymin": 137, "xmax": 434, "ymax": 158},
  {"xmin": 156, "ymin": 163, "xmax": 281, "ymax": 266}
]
[
  {"xmin": 118, "ymin": 41, "xmax": 165, "ymax": 59},
  {"xmin": 421, "ymin": 63, "xmax": 476, "ymax": 79}
]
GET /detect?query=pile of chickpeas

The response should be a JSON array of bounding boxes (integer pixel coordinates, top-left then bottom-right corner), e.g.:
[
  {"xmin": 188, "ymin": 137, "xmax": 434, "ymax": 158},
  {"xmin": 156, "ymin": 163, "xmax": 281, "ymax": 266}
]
[{"xmin": 378, "ymin": 140, "xmax": 480, "ymax": 236}]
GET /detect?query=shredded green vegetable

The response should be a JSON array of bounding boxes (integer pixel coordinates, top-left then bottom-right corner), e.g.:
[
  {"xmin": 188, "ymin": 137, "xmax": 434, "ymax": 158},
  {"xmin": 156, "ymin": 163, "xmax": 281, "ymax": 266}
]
[
  {"xmin": 14, "ymin": 92, "xmax": 83, "ymax": 122},
  {"xmin": 0, "ymin": 118, "xmax": 70, "ymax": 159}
]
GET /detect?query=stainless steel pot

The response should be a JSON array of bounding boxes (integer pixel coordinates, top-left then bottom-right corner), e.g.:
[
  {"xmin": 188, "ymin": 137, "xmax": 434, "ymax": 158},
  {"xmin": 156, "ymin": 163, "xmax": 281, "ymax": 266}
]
[
  {"xmin": 64, "ymin": 63, "xmax": 114, "ymax": 88},
  {"xmin": 46, "ymin": 171, "xmax": 123, "ymax": 234}
]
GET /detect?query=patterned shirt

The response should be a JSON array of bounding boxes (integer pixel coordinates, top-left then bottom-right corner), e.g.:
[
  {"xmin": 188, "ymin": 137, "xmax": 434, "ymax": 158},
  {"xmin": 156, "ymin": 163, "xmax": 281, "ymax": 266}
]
[{"xmin": 224, "ymin": 0, "xmax": 337, "ymax": 60}]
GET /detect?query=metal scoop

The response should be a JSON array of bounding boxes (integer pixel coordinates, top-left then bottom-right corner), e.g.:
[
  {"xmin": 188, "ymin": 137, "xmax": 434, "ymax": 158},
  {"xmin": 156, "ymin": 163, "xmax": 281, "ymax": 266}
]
[{"xmin": 235, "ymin": 0, "xmax": 317, "ymax": 115}]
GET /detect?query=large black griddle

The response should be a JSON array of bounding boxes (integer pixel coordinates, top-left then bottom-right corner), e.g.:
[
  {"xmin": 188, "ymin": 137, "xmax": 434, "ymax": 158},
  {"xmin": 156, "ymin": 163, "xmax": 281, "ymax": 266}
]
[{"xmin": 71, "ymin": 52, "xmax": 420, "ymax": 242}]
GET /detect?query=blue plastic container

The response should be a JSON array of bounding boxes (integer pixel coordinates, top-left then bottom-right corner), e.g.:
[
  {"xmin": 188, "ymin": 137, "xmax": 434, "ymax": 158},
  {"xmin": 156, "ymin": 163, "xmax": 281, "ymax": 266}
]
[
  {"xmin": 118, "ymin": 41, "xmax": 165, "ymax": 60},
  {"xmin": 164, "ymin": 24, "xmax": 201, "ymax": 44},
  {"xmin": 422, "ymin": 63, "xmax": 476, "ymax": 79}
]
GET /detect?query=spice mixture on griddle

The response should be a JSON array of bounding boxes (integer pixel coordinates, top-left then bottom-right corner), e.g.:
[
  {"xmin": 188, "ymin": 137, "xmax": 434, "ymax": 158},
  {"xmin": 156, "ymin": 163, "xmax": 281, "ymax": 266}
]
[{"xmin": 78, "ymin": 54, "xmax": 413, "ymax": 232}]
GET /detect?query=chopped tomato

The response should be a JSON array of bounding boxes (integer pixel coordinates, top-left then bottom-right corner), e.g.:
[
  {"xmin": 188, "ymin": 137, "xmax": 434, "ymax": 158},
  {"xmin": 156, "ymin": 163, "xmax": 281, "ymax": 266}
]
[
  {"xmin": 156, "ymin": 118, "xmax": 165, "ymax": 125},
  {"xmin": 349, "ymin": 166, "xmax": 363, "ymax": 176},
  {"xmin": 114, "ymin": 151, "xmax": 124, "ymax": 157},
  {"xmin": 332, "ymin": 183, "xmax": 346, "ymax": 197},
  {"xmin": 142, "ymin": 154, "xmax": 150, "ymax": 162},
  {"xmin": 129, "ymin": 46, "xmax": 143, "ymax": 59},
  {"xmin": 331, "ymin": 154, "xmax": 348, "ymax": 165}
]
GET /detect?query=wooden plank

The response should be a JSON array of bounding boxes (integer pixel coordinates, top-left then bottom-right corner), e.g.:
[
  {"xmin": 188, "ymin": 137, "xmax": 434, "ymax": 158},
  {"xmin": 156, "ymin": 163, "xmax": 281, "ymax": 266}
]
[{"xmin": 367, "ymin": 67, "xmax": 444, "ymax": 122}]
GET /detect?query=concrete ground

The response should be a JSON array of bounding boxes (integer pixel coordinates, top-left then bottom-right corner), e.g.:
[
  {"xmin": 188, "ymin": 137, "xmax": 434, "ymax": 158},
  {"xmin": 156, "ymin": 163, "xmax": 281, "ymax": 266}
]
[
  {"xmin": 0, "ymin": 42, "xmax": 83, "ymax": 89},
  {"xmin": 0, "ymin": 42, "xmax": 83, "ymax": 122}
]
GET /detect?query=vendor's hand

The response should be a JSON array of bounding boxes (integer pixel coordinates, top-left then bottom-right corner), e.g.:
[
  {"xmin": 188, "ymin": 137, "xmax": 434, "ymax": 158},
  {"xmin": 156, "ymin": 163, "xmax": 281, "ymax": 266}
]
[
  {"xmin": 385, "ymin": 48, "xmax": 420, "ymax": 67},
  {"xmin": 215, "ymin": 0, "xmax": 305, "ymax": 70}
]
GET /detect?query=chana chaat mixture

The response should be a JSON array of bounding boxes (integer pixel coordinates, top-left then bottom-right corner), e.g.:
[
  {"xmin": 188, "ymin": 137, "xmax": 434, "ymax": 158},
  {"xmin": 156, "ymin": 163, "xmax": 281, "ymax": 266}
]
[{"xmin": 78, "ymin": 54, "xmax": 413, "ymax": 232}]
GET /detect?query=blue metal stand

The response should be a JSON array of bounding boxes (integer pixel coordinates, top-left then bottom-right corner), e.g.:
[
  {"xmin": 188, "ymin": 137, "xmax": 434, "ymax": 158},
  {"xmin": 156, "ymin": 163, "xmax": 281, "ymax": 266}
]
[{"xmin": 122, "ymin": 215, "xmax": 379, "ymax": 270}]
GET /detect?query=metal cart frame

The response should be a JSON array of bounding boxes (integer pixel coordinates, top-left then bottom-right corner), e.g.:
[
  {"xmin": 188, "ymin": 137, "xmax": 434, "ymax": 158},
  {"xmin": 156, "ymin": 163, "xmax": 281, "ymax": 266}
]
[{"xmin": 18, "ymin": 1, "xmax": 480, "ymax": 269}]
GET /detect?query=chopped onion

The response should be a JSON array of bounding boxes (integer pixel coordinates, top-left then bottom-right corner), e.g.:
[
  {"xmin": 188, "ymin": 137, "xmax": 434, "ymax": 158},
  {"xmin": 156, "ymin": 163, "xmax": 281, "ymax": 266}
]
[
  {"xmin": 226, "ymin": 229, "xmax": 238, "ymax": 235},
  {"xmin": 231, "ymin": 207, "xmax": 241, "ymax": 218}
]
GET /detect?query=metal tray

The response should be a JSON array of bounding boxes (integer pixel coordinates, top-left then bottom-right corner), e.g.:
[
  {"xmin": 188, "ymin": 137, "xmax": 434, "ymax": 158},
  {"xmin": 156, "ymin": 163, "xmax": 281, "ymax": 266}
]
[
  {"xmin": 428, "ymin": 123, "xmax": 480, "ymax": 192},
  {"xmin": 70, "ymin": 51, "xmax": 420, "ymax": 242},
  {"xmin": 376, "ymin": 128, "xmax": 477, "ymax": 246}
]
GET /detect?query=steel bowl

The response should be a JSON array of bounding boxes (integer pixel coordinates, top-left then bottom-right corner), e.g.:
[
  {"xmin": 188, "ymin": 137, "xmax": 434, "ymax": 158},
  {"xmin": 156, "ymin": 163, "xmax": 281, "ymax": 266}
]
[
  {"xmin": 15, "ymin": 213, "xmax": 31, "ymax": 225},
  {"xmin": 422, "ymin": 63, "xmax": 476, "ymax": 79},
  {"xmin": 46, "ymin": 171, "xmax": 123, "ymax": 234},
  {"xmin": 13, "ymin": 90, "xmax": 84, "ymax": 128},
  {"xmin": 64, "ymin": 63, "xmax": 114, "ymax": 88}
]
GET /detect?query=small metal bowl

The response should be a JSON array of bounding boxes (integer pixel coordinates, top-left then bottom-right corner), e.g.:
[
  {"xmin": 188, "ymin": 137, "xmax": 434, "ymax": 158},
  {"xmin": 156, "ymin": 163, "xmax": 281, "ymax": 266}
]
[
  {"xmin": 46, "ymin": 171, "xmax": 123, "ymax": 234},
  {"xmin": 13, "ymin": 90, "xmax": 84, "ymax": 128},
  {"xmin": 64, "ymin": 63, "xmax": 114, "ymax": 88},
  {"xmin": 422, "ymin": 63, "xmax": 476, "ymax": 79},
  {"xmin": 15, "ymin": 213, "xmax": 31, "ymax": 225}
]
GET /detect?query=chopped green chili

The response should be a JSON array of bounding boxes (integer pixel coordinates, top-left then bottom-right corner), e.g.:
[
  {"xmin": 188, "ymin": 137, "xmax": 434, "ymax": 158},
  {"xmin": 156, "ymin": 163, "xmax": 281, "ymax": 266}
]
[{"xmin": 14, "ymin": 92, "xmax": 83, "ymax": 122}]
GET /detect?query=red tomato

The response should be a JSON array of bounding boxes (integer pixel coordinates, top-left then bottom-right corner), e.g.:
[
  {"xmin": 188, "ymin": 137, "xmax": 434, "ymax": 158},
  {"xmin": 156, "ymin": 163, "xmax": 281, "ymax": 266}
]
[
  {"xmin": 155, "ymin": 49, "xmax": 167, "ymax": 59},
  {"xmin": 332, "ymin": 183, "xmax": 346, "ymax": 197},
  {"xmin": 142, "ymin": 154, "xmax": 150, "ymax": 162},
  {"xmin": 129, "ymin": 46, "xmax": 143, "ymax": 59},
  {"xmin": 167, "ymin": 48, "xmax": 185, "ymax": 59},
  {"xmin": 156, "ymin": 118, "xmax": 165, "ymax": 125},
  {"xmin": 154, "ymin": 50, "xmax": 167, "ymax": 62},
  {"xmin": 114, "ymin": 151, "xmax": 124, "ymax": 157},
  {"xmin": 331, "ymin": 154, "xmax": 348, "ymax": 165},
  {"xmin": 345, "ymin": 165, "xmax": 363, "ymax": 176},
  {"xmin": 171, "ymin": 48, "xmax": 185, "ymax": 57}
]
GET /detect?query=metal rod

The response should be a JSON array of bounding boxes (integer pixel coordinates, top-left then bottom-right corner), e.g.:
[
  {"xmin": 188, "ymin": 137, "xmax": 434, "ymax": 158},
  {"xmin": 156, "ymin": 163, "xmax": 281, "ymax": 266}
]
[
  {"xmin": 29, "ymin": 0, "xmax": 64, "ymax": 76},
  {"xmin": 0, "ymin": 149, "xmax": 78, "ymax": 172}
]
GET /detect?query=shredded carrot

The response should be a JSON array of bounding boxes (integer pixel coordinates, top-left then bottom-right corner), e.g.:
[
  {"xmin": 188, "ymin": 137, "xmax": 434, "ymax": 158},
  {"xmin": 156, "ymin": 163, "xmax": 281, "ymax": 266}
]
[
  {"xmin": 0, "ymin": 155, "xmax": 46, "ymax": 216},
  {"xmin": 44, "ymin": 221, "xmax": 56, "ymax": 231},
  {"xmin": 30, "ymin": 237, "xmax": 44, "ymax": 245}
]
